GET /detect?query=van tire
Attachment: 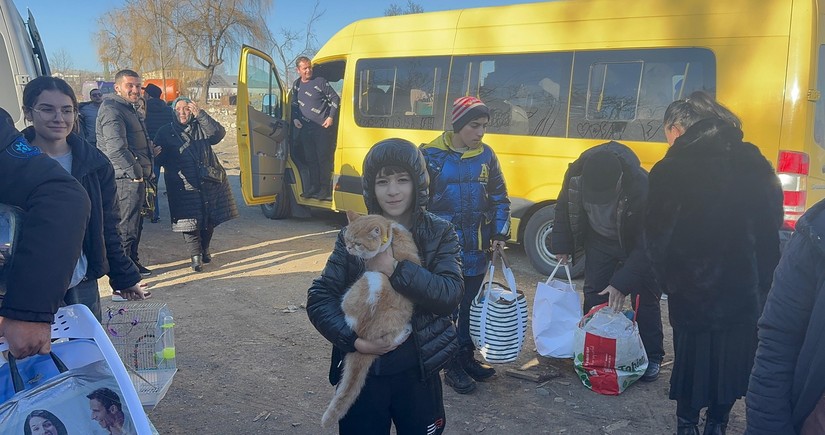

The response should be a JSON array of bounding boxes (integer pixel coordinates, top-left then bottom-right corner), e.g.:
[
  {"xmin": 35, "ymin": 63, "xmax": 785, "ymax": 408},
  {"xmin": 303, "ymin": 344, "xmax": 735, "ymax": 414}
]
[
  {"xmin": 523, "ymin": 204, "xmax": 585, "ymax": 278},
  {"xmin": 260, "ymin": 187, "xmax": 291, "ymax": 220}
]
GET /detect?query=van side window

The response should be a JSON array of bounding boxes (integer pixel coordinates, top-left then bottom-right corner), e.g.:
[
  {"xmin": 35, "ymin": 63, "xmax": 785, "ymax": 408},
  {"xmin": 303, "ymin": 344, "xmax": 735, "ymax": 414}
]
[
  {"xmin": 0, "ymin": 34, "xmax": 22, "ymax": 122},
  {"xmin": 245, "ymin": 54, "xmax": 281, "ymax": 118},
  {"xmin": 449, "ymin": 53, "xmax": 573, "ymax": 138},
  {"xmin": 570, "ymin": 48, "xmax": 716, "ymax": 142},
  {"xmin": 355, "ymin": 57, "xmax": 449, "ymax": 130}
]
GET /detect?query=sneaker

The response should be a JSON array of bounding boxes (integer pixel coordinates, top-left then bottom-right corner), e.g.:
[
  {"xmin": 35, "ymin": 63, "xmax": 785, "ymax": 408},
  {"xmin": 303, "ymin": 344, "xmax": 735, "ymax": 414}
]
[
  {"xmin": 135, "ymin": 263, "xmax": 152, "ymax": 276},
  {"xmin": 461, "ymin": 355, "xmax": 496, "ymax": 382},
  {"xmin": 640, "ymin": 361, "xmax": 660, "ymax": 382},
  {"xmin": 112, "ymin": 292, "xmax": 128, "ymax": 302},
  {"xmin": 444, "ymin": 363, "xmax": 476, "ymax": 394},
  {"xmin": 300, "ymin": 186, "xmax": 320, "ymax": 198}
]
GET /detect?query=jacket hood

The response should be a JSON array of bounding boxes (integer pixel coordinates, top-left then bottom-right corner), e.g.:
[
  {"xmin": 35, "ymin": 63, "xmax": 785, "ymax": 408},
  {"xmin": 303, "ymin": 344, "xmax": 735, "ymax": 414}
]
[
  {"xmin": 146, "ymin": 97, "xmax": 170, "ymax": 112},
  {"xmin": 362, "ymin": 138, "xmax": 429, "ymax": 216},
  {"xmin": 0, "ymin": 108, "xmax": 41, "ymax": 157},
  {"xmin": 422, "ymin": 131, "xmax": 485, "ymax": 158},
  {"xmin": 796, "ymin": 199, "xmax": 825, "ymax": 256},
  {"xmin": 668, "ymin": 117, "xmax": 743, "ymax": 158}
]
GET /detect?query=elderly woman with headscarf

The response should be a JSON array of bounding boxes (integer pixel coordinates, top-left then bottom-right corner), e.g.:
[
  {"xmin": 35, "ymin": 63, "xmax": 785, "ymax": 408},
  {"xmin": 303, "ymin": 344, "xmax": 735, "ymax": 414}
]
[{"xmin": 152, "ymin": 97, "xmax": 238, "ymax": 272}]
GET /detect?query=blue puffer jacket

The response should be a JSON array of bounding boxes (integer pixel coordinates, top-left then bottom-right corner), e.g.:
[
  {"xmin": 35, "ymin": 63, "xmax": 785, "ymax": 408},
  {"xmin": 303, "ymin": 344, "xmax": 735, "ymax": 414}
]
[
  {"xmin": 746, "ymin": 199, "xmax": 825, "ymax": 434},
  {"xmin": 421, "ymin": 132, "xmax": 510, "ymax": 276}
]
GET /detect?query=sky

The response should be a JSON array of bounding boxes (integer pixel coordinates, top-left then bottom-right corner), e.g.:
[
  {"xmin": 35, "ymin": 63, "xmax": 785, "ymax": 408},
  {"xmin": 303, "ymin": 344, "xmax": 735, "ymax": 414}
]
[{"xmin": 13, "ymin": 0, "xmax": 545, "ymax": 73}]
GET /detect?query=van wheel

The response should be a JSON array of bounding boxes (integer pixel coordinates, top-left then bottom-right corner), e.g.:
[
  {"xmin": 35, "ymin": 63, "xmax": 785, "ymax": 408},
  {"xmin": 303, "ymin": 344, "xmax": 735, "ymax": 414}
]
[
  {"xmin": 523, "ymin": 204, "xmax": 585, "ymax": 278},
  {"xmin": 260, "ymin": 186, "xmax": 291, "ymax": 220}
]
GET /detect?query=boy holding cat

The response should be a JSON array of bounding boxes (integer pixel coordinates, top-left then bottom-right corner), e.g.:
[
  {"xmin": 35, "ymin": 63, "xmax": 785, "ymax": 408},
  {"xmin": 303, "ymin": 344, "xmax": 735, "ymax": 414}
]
[
  {"xmin": 307, "ymin": 138, "xmax": 463, "ymax": 434},
  {"xmin": 420, "ymin": 96, "xmax": 512, "ymax": 394}
]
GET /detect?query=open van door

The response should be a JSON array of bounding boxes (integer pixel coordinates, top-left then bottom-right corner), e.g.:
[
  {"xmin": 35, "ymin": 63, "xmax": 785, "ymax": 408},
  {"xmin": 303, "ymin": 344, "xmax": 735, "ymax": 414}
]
[
  {"xmin": 237, "ymin": 45, "xmax": 289, "ymax": 208},
  {"xmin": 26, "ymin": 10, "xmax": 50, "ymax": 75}
]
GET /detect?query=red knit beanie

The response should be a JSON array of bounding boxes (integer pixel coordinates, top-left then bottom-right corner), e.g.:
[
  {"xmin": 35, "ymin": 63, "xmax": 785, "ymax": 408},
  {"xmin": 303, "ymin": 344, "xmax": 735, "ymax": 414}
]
[{"xmin": 451, "ymin": 96, "xmax": 490, "ymax": 132}]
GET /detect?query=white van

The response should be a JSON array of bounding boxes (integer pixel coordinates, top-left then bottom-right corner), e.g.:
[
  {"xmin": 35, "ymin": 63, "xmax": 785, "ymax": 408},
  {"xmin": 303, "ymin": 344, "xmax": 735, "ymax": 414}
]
[{"xmin": 0, "ymin": 0, "xmax": 49, "ymax": 129}]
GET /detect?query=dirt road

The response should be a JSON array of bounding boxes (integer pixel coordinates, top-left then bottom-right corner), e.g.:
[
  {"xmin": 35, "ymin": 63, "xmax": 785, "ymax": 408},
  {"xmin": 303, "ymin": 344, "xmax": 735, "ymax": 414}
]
[{"xmin": 121, "ymin": 121, "xmax": 746, "ymax": 434}]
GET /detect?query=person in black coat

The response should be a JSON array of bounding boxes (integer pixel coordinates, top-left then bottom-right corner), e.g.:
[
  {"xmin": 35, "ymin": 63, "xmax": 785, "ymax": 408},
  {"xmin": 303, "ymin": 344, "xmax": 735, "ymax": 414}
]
[
  {"xmin": 143, "ymin": 83, "xmax": 175, "ymax": 223},
  {"xmin": 21, "ymin": 77, "xmax": 149, "ymax": 319},
  {"xmin": 645, "ymin": 92, "xmax": 783, "ymax": 435},
  {"xmin": 153, "ymin": 97, "xmax": 238, "ymax": 272},
  {"xmin": 307, "ymin": 138, "xmax": 463, "ymax": 434},
  {"xmin": 0, "ymin": 106, "xmax": 91, "ymax": 358},
  {"xmin": 746, "ymin": 198, "xmax": 825, "ymax": 434},
  {"xmin": 551, "ymin": 141, "xmax": 664, "ymax": 381}
]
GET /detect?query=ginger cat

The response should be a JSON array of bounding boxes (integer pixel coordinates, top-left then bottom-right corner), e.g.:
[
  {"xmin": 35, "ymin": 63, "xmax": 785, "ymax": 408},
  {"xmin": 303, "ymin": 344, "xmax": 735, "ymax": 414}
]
[{"xmin": 321, "ymin": 211, "xmax": 420, "ymax": 427}]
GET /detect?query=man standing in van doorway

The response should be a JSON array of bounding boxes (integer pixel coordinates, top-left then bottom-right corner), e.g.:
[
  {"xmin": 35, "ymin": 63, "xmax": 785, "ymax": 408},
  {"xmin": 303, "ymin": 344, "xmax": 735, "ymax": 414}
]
[
  {"xmin": 291, "ymin": 56, "xmax": 340, "ymax": 201},
  {"xmin": 97, "ymin": 69, "xmax": 154, "ymax": 276},
  {"xmin": 550, "ymin": 143, "xmax": 665, "ymax": 383}
]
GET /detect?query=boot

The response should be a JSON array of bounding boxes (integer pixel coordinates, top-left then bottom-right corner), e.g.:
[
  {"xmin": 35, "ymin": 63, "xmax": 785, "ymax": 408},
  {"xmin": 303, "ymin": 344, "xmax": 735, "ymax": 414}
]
[
  {"xmin": 677, "ymin": 416, "xmax": 700, "ymax": 435},
  {"xmin": 191, "ymin": 255, "xmax": 203, "ymax": 272},
  {"xmin": 443, "ymin": 360, "xmax": 476, "ymax": 394},
  {"xmin": 703, "ymin": 408, "xmax": 730, "ymax": 435},
  {"xmin": 460, "ymin": 350, "xmax": 495, "ymax": 382},
  {"xmin": 202, "ymin": 248, "xmax": 211, "ymax": 263},
  {"xmin": 300, "ymin": 185, "xmax": 320, "ymax": 198},
  {"xmin": 702, "ymin": 422, "xmax": 727, "ymax": 435}
]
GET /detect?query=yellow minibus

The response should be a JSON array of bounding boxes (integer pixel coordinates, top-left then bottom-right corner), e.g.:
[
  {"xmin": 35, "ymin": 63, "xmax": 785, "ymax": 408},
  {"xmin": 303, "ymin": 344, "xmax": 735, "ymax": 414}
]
[{"xmin": 237, "ymin": 0, "xmax": 825, "ymax": 277}]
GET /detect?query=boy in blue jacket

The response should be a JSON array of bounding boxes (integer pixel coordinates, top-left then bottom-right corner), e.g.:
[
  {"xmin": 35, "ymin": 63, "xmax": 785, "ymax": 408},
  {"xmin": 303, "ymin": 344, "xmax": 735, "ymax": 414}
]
[{"xmin": 421, "ymin": 96, "xmax": 511, "ymax": 394}]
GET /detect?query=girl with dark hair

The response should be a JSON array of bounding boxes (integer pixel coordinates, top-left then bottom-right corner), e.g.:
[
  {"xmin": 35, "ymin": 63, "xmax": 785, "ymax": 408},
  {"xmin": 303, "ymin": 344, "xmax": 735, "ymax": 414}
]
[
  {"xmin": 24, "ymin": 409, "xmax": 68, "ymax": 435},
  {"xmin": 645, "ymin": 91, "xmax": 783, "ymax": 434},
  {"xmin": 307, "ymin": 138, "xmax": 462, "ymax": 434},
  {"xmin": 22, "ymin": 76, "xmax": 149, "ymax": 317}
]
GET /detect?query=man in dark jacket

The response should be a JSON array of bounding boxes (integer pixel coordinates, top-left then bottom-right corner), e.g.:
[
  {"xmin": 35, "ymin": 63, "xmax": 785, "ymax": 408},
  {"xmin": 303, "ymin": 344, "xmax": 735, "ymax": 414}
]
[
  {"xmin": 97, "ymin": 69, "xmax": 154, "ymax": 275},
  {"xmin": 78, "ymin": 88, "xmax": 103, "ymax": 147},
  {"xmin": 0, "ymin": 107, "xmax": 91, "ymax": 358},
  {"xmin": 143, "ymin": 83, "xmax": 174, "ymax": 223},
  {"xmin": 747, "ymin": 198, "xmax": 825, "ymax": 434},
  {"xmin": 291, "ymin": 56, "xmax": 340, "ymax": 201},
  {"xmin": 551, "ymin": 141, "xmax": 664, "ymax": 381},
  {"xmin": 307, "ymin": 138, "xmax": 462, "ymax": 434}
]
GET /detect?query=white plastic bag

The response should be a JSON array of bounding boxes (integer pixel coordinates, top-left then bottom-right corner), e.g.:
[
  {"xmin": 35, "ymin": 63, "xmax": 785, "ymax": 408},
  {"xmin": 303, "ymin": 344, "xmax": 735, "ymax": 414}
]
[
  {"xmin": 532, "ymin": 262, "xmax": 581, "ymax": 358},
  {"xmin": 573, "ymin": 303, "xmax": 648, "ymax": 395}
]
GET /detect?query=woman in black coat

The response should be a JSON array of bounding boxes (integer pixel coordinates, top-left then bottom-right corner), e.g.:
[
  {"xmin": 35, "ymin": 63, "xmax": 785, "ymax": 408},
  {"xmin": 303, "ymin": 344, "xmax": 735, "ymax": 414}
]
[
  {"xmin": 153, "ymin": 97, "xmax": 238, "ymax": 271},
  {"xmin": 645, "ymin": 92, "xmax": 783, "ymax": 435}
]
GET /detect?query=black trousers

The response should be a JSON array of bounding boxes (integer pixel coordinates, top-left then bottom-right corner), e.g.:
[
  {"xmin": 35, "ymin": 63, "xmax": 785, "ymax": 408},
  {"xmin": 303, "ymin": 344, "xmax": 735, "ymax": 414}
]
[
  {"xmin": 338, "ymin": 368, "xmax": 445, "ymax": 435},
  {"xmin": 298, "ymin": 123, "xmax": 334, "ymax": 191},
  {"xmin": 115, "ymin": 178, "xmax": 145, "ymax": 263},
  {"xmin": 182, "ymin": 226, "xmax": 214, "ymax": 257},
  {"xmin": 582, "ymin": 231, "xmax": 665, "ymax": 363},
  {"xmin": 456, "ymin": 274, "xmax": 486, "ymax": 352},
  {"xmin": 63, "ymin": 277, "xmax": 101, "ymax": 321}
]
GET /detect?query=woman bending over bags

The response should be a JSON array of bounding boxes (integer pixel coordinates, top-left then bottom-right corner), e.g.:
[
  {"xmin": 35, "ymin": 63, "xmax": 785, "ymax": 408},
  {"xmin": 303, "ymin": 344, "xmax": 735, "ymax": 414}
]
[
  {"xmin": 307, "ymin": 139, "xmax": 462, "ymax": 434},
  {"xmin": 644, "ymin": 91, "xmax": 783, "ymax": 435},
  {"xmin": 153, "ymin": 97, "xmax": 238, "ymax": 272}
]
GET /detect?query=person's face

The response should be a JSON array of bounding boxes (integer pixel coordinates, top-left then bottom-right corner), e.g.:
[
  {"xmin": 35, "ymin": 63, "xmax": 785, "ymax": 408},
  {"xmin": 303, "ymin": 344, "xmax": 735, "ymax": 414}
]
[
  {"xmin": 89, "ymin": 399, "xmax": 115, "ymax": 430},
  {"xmin": 375, "ymin": 170, "xmax": 414, "ymax": 222},
  {"xmin": 115, "ymin": 75, "xmax": 142, "ymax": 103},
  {"xmin": 665, "ymin": 123, "xmax": 684, "ymax": 146},
  {"xmin": 90, "ymin": 90, "xmax": 103, "ymax": 104},
  {"xmin": 175, "ymin": 101, "xmax": 192, "ymax": 123},
  {"xmin": 25, "ymin": 89, "xmax": 75, "ymax": 143},
  {"xmin": 297, "ymin": 61, "xmax": 313, "ymax": 82},
  {"xmin": 457, "ymin": 116, "xmax": 488, "ymax": 149},
  {"xmin": 28, "ymin": 416, "xmax": 58, "ymax": 435}
]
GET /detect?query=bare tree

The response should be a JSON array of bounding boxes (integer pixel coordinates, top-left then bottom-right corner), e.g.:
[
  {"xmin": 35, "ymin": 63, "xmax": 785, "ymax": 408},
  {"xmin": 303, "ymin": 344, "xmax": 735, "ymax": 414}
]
[
  {"xmin": 385, "ymin": 0, "xmax": 424, "ymax": 16},
  {"xmin": 50, "ymin": 47, "xmax": 75, "ymax": 75},
  {"xmin": 166, "ymin": 0, "xmax": 273, "ymax": 103},
  {"xmin": 266, "ymin": 0, "xmax": 325, "ymax": 86}
]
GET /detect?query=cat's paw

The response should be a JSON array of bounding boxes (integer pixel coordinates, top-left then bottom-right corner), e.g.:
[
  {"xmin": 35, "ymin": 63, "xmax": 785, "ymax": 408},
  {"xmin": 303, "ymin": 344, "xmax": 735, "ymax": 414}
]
[{"xmin": 393, "ymin": 325, "xmax": 412, "ymax": 345}]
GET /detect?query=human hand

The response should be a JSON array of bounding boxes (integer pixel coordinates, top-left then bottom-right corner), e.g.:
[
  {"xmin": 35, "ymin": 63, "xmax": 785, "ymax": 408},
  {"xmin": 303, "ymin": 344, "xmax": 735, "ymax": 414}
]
[
  {"xmin": 354, "ymin": 337, "xmax": 399, "ymax": 356},
  {"xmin": 598, "ymin": 285, "xmax": 627, "ymax": 312},
  {"xmin": 0, "ymin": 317, "xmax": 51, "ymax": 359},
  {"xmin": 322, "ymin": 117, "xmax": 334, "ymax": 128},
  {"xmin": 491, "ymin": 240, "xmax": 506, "ymax": 251},
  {"xmin": 114, "ymin": 282, "xmax": 152, "ymax": 301},
  {"xmin": 293, "ymin": 119, "xmax": 303, "ymax": 129},
  {"xmin": 187, "ymin": 101, "xmax": 200, "ymax": 116},
  {"xmin": 556, "ymin": 254, "xmax": 570, "ymax": 265},
  {"xmin": 366, "ymin": 246, "xmax": 396, "ymax": 277}
]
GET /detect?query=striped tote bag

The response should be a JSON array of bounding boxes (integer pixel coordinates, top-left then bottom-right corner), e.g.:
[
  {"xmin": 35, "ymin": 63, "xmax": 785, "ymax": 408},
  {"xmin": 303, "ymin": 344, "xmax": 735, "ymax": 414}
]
[{"xmin": 469, "ymin": 247, "xmax": 529, "ymax": 364}]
